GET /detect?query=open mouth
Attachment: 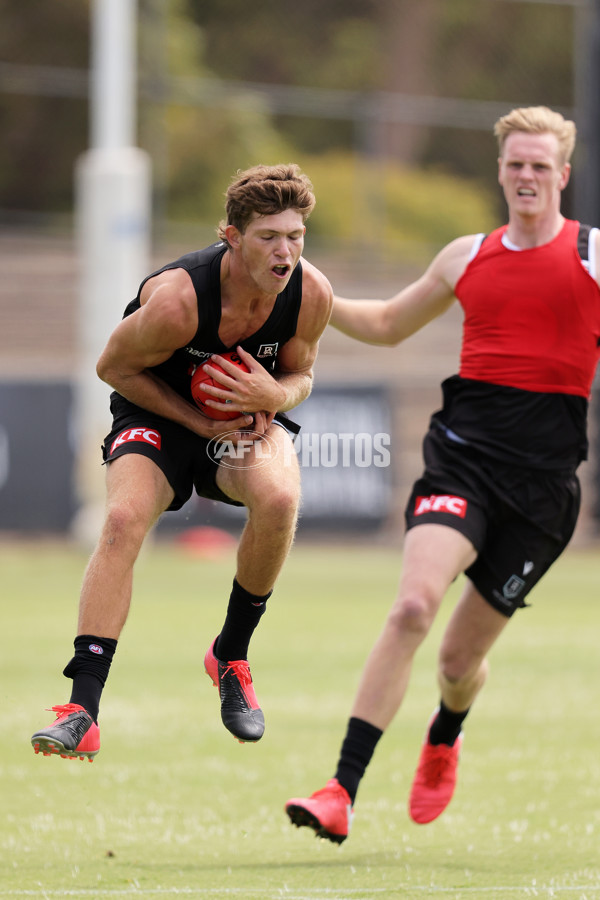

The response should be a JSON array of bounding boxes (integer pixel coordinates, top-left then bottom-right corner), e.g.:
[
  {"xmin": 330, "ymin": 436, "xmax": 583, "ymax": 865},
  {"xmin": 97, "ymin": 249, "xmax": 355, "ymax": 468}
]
[
  {"xmin": 272, "ymin": 264, "xmax": 290, "ymax": 278},
  {"xmin": 517, "ymin": 188, "xmax": 536, "ymax": 197}
]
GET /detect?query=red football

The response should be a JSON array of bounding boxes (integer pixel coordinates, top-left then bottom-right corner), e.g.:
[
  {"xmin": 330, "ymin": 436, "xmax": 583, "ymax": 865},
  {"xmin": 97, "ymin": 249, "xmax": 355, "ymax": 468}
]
[{"xmin": 190, "ymin": 350, "xmax": 250, "ymax": 420}]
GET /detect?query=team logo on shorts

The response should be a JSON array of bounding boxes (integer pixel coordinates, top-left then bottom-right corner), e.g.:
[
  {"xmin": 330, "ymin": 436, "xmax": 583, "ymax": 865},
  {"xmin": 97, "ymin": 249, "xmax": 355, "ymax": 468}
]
[
  {"xmin": 110, "ymin": 427, "xmax": 162, "ymax": 455},
  {"xmin": 414, "ymin": 494, "xmax": 467, "ymax": 517},
  {"xmin": 502, "ymin": 575, "xmax": 526, "ymax": 600}
]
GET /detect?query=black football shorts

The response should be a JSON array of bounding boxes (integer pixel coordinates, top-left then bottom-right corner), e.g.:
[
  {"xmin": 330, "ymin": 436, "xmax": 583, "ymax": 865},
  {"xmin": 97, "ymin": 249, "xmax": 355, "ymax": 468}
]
[
  {"xmin": 404, "ymin": 427, "xmax": 581, "ymax": 617},
  {"xmin": 101, "ymin": 394, "xmax": 244, "ymax": 510}
]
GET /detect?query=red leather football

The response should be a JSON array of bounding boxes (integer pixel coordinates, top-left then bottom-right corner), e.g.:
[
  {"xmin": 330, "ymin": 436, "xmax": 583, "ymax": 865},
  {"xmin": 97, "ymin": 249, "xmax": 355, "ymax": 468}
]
[{"xmin": 190, "ymin": 350, "xmax": 250, "ymax": 421}]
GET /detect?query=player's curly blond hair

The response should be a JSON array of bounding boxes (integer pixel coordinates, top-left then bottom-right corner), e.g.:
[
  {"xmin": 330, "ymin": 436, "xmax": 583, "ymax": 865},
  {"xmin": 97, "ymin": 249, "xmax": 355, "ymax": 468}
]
[
  {"xmin": 494, "ymin": 106, "xmax": 577, "ymax": 166},
  {"xmin": 217, "ymin": 163, "xmax": 316, "ymax": 244}
]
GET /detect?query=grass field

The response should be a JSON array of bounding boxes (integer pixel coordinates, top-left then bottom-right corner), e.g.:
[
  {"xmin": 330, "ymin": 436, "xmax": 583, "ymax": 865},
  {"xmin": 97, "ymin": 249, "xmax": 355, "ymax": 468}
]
[{"xmin": 2, "ymin": 537, "xmax": 600, "ymax": 899}]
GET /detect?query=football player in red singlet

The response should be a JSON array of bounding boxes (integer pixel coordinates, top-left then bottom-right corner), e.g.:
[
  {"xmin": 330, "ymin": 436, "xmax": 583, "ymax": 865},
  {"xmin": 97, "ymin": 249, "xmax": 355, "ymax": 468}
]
[
  {"xmin": 31, "ymin": 165, "xmax": 333, "ymax": 760},
  {"xmin": 286, "ymin": 106, "xmax": 600, "ymax": 843}
]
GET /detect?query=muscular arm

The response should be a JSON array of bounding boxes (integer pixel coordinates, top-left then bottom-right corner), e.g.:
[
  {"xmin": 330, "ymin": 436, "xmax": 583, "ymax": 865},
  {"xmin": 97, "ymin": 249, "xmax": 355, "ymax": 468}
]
[
  {"xmin": 330, "ymin": 235, "xmax": 477, "ymax": 346},
  {"xmin": 273, "ymin": 260, "xmax": 333, "ymax": 409},
  {"xmin": 96, "ymin": 268, "xmax": 252, "ymax": 438}
]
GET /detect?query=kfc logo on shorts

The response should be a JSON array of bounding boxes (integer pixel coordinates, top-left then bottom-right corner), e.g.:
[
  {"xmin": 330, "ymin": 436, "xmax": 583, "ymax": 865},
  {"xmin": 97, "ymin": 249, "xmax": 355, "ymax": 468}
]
[
  {"xmin": 110, "ymin": 427, "xmax": 162, "ymax": 455},
  {"xmin": 414, "ymin": 494, "xmax": 467, "ymax": 517}
]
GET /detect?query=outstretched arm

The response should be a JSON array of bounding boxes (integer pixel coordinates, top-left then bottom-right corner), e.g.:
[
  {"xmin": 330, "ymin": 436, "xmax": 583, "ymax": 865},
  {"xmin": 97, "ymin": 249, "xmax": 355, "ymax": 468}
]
[{"xmin": 330, "ymin": 235, "xmax": 477, "ymax": 346}]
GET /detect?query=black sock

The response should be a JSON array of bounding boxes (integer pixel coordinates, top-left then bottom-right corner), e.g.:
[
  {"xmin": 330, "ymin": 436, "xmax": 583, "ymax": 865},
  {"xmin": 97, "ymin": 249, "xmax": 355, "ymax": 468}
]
[
  {"xmin": 63, "ymin": 635, "xmax": 117, "ymax": 723},
  {"xmin": 427, "ymin": 700, "xmax": 469, "ymax": 746},
  {"xmin": 334, "ymin": 717, "xmax": 383, "ymax": 805},
  {"xmin": 214, "ymin": 578, "xmax": 271, "ymax": 662}
]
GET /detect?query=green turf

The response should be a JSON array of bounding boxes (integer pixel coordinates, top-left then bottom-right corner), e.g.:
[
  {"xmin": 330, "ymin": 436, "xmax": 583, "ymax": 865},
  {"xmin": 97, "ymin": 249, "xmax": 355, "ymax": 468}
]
[{"xmin": 2, "ymin": 538, "xmax": 600, "ymax": 899}]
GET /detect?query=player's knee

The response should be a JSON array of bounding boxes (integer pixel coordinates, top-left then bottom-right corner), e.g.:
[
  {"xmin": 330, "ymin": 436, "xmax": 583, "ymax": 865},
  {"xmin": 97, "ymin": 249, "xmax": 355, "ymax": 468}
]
[
  {"xmin": 438, "ymin": 650, "xmax": 488, "ymax": 689},
  {"xmin": 102, "ymin": 503, "xmax": 148, "ymax": 549},
  {"xmin": 438, "ymin": 656, "xmax": 466, "ymax": 688},
  {"xmin": 387, "ymin": 593, "xmax": 435, "ymax": 639},
  {"xmin": 261, "ymin": 479, "xmax": 300, "ymax": 522}
]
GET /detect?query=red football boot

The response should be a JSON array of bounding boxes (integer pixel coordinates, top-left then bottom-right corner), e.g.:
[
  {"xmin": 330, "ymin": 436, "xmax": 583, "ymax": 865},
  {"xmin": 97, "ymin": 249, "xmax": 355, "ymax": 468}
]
[
  {"xmin": 204, "ymin": 638, "xmax": 265, "ymax": 743},
  {"xmin": 286, "ymin": 778, "xmax": 354, "ymax": 844},
  {"xmin": 31, "ymin": 703, "xmax": 100, "ymax": 761},
  {"xmin": 409, "ymin": 723, "xmax": 463, "ymax": 824}
]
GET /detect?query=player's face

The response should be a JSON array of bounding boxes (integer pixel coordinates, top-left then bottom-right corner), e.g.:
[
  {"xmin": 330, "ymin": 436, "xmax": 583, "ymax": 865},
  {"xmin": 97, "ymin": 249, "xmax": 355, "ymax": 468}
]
[
  {"xmin": 231, "ymin": 209, "xmax": 306, "ymax": 295},
  {"xmin": 498, "ymin": 132, "xmax": 570, "ymax": 219}
]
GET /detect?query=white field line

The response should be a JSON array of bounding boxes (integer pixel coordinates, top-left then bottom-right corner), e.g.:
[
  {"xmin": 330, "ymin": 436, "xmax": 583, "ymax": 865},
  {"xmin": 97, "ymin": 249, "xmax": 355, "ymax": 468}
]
[{"xmin": 2, "ymin": 887, "xmax": 600, "ymax": 898}]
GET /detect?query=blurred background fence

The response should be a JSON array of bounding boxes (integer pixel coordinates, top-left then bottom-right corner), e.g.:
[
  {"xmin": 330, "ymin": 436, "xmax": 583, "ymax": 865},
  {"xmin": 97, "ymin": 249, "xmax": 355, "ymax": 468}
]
[{"xmin": 1, "ymin": 0, "xmax": 599, "ymax": 542}]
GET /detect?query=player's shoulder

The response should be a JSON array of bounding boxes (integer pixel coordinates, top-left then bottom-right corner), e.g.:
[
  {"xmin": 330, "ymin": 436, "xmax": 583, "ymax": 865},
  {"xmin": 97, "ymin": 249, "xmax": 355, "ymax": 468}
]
[
  {"xmin": 138, "ymin": 266, "xmax": 198, "ymax": 336},
  {"xmin": 441, "ymin": 232, "xmax": 487, "ymax": 261},
  {"xmin": 296, "ymin": 257, "xmax": 333, "ymax": 331},
  {"xmin": 298, "ymin": 257, "xmax": 334, "ymax": 300},
  {"xmin": 141, "ymin": 264, "xmax": 196, "ymax": 302},
  {"xmin": 430, "ymin": 233, "xmax": 487, "ymax": 286}
]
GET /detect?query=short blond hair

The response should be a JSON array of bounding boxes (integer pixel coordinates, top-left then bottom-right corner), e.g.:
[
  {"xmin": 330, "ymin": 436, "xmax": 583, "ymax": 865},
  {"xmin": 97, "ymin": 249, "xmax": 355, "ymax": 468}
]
[
  {"xmin": 217, "ymin": 164, "xmax": 316, "ymax": 243},
  {"xmin": 494, "ymin": 106, "xmax": 576, "ymax": 165}
]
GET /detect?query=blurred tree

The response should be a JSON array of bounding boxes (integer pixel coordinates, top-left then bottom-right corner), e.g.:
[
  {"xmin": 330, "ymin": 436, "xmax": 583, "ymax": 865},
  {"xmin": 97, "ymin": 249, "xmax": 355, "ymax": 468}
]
[
  {"xmin": 299, "ymin": 150, "xmax": 497, "ymax": 252},
  {"xmin": 0, "ymin": 0, "xmax": 89, "ymax": 212},
  {"xmin": 378, "ymin": 0, "xmax": 439, "ymax": 162},
  {"xmin": 139, "ymin": 0, "xmax": 296, "ymax": 227},
  {"xmin": 420, "ymin": 0, "xmax": 573, "ymax": 181},
  {"xmin": 0, "ymin": 0, "xmax": 577, "ymax": 229},
  {"xmin": 191, "ymin": 0, "xmax": 574, "ymax": 162},
  {"xmin": 186, "ymin": 0, "xmax": 381, "ymax": 152},
  {"xmin": 186, "ymin": 0, "xmax": 575, "ymax": 228},
  {"xmin": 431, "ymin": 0, "xmax": 573, "ymax": 105},
  {"xmin": 188, "ymin": 0, "xmax": 381, "ymax": 88}
]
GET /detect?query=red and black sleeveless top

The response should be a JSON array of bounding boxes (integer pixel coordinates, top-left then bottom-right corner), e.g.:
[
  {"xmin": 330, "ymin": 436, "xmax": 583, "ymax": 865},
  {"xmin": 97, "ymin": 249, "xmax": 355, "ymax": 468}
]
[{"xmin": 432, "ymin": 220, "xmax": 600, "ymax": 469}]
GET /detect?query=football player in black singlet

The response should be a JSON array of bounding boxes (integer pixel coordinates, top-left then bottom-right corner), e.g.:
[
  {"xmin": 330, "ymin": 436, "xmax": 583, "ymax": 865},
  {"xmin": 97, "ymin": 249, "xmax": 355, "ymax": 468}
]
[
  {"xmin": 31, "ymin": 164, "xmax": 333, "ymax": 760},
  {"xmin": 286, "ymin": 107, "xmax": 600, "ymax": 843}
]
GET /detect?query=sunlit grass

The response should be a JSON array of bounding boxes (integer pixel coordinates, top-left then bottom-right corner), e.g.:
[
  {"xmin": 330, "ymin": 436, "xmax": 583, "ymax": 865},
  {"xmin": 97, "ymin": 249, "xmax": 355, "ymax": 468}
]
[{"xmin": 1, "ymin": 539, "xmax": 600, "ymax": 899}]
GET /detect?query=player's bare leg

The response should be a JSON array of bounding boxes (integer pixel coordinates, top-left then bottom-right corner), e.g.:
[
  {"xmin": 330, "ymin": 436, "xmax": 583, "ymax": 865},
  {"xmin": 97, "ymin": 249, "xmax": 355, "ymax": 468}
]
[
  {"xmin": 285, "ymin": 525, "xmax": 477, "ymax": 840},
  {"xmin": 32, "ymin": 454, "xmax": 174, "ymax": 761},
  {"xmin": 409, "ymin": 580, "xmax": 509, "ymax": 824},
  {"xmin": 437, "ymin": 581, "xmax": 509, "ymax": 712},
  {"xmin": 206, "ymin": 425, "xmax": 301, "ymax": 742},
  {"xmin": 77, "ymin": 454, "xmax": 175, "ymax": 638},
  {"xmin": 351, "ymin": 525, "xmax": 477, "ymax": 730},
  {"xmin": 215, "ymin": 424, "xmax": 300, "ymax": 594}
]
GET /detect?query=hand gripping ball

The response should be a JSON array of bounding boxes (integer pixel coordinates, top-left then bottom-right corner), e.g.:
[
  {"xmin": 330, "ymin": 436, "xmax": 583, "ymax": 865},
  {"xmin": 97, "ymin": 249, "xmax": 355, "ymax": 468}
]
[{"xmin": 190, "ymin": 350, "xmax": 250, "ymax": 421}]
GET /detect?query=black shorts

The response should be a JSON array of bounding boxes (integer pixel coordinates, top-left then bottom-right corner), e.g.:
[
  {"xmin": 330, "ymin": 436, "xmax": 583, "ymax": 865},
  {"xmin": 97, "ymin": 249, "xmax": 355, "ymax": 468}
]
[
  {"xmin": 404, "ymin": 427, "xmax": 581, "ymax": 617},
  {"xmin": 101, "ymin": 394, "xmax": 244, "ymax": 511}
]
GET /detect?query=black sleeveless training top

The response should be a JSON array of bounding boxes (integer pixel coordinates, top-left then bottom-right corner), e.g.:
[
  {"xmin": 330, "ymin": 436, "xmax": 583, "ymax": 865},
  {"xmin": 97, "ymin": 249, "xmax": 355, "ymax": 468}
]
[{"xmin": 120, "ymin": 241, "xmax": 303, "ymax": 406}]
